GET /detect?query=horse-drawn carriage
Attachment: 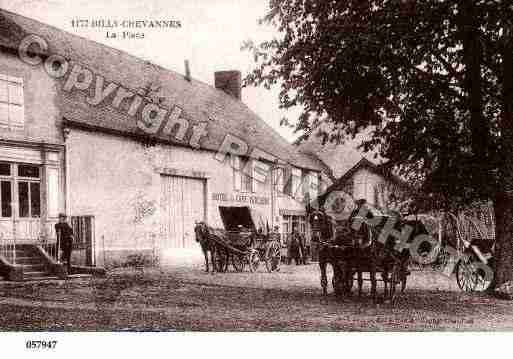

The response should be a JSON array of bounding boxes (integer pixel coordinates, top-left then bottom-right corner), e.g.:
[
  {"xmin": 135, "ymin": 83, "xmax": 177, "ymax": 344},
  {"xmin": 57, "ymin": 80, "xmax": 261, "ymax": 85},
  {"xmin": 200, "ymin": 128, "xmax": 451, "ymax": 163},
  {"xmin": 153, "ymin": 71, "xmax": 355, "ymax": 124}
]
[
  {"xmin": 194, "ymin": 206, "xmax": 281, "ymax": 273},
  {"xmin": 422, "ymin": 211, "xmax": 495, "ymax": 292},
  {"xmin": 314, "ymin": 189, "xmax": 498, "ymax": 301}
]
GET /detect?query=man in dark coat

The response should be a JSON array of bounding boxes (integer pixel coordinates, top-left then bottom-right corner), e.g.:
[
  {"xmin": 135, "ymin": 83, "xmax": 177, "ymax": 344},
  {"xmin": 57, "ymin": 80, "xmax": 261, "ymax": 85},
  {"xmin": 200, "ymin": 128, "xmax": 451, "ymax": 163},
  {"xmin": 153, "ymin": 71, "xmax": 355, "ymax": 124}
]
[
  {"xmin": 55, "ymin": 213, "xmax": 74, "ymax": 274},
  {"xmin": 298, "ymin": 232, "xmax": 307, "ymax": 264},
  {"xmin": 288, "ymin": 228, "xmax": 302, "ymax": 265}
]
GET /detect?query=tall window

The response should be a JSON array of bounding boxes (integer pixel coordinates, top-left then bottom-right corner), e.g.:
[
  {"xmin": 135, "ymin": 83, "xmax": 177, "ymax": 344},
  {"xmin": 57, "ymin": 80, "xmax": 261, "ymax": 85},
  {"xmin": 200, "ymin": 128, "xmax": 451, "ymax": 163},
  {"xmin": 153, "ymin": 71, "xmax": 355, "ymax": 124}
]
[
  {"xmin": 233, "ymin": 156, "xmax": 254, "ymax": 193},
  {"xmin": 17, "ymin": 165, "xmax": 40, "ymax": 218},
  {"xmin": 274, "ymin": 167, "xmax": 285, "ymax": 195},
  {"xmin": 308, "ymin": 172, "xmax": 319, "ymax": 199},
  {"xmin": 232, "ymin": 156, "xmax": 241, "ymax": 191},
  {"xmin": 0, "ymin": 163, "xmax": 40, "ymax": 219},
  {"xmin": 0, "ymin": 163, "xmax": 12, "ymax": 218},
  {"xmin": 252, "ymin": 160, "xmax": 266, "ymax": 193},
  {"xmin": 373, "ymin": 185, "xmax": 380, "ymax": 207},
  {"xmin": 241, "ymin": 159, "xmax": 254, "ymax": 193},
  {"xmin": 0, "ymin": 74, "xmax": 24, "ymax": 130},
  {"xmin": 291, "ymin": 168, "xmax": 302, "ymax": 199}
]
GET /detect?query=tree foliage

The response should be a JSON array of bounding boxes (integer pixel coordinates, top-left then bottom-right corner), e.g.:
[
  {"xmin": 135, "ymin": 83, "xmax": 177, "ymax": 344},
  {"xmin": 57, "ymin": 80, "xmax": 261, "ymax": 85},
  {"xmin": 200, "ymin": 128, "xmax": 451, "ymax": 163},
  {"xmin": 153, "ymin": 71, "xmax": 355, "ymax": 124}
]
[{"xmin": 243, "ymin": 0, "xmax": 513, "ymax": 210}]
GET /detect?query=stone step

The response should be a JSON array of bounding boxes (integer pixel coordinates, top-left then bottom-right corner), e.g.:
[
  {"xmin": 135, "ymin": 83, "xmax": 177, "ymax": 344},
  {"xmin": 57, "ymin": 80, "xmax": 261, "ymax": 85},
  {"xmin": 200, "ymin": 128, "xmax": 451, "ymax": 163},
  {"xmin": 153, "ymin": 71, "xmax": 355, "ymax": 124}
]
[
  {"xmin": 3, "ymin": 256, "xmax": 42, "ymax": 265},
  {"xmin": 1, "ymin": 249, "xmax": 33, "ymax": 257},
  {"xmin": 22, "ymin": 273, "xmax": 93, "ymax": 282},
  {"xmin": 21, "ymin": 264, "xmax": 46, "ymax": 272},
  {"xmin": 23, "ymin": 276, "xmax": 60, "ymax": 282},
  {"xmin": 23, "ymin": 270, "xmax": 51, "ymax": 278}
]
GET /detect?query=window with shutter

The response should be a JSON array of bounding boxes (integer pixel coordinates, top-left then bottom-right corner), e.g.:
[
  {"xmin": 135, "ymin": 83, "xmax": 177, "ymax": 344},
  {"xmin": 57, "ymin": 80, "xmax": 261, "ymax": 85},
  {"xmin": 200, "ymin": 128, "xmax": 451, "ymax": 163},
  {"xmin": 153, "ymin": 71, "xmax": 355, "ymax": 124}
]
[
  {"xmin": 291, "ymin": 168, "xmax": 302, "ymax": 199},
  {"xmin": 233, "ymin": 156, "xmax": 241, "ymax": 191},
  {"xmin": 0, "ymin": 74, "xmax": 24, "ymax": 130},
  {"xmin": 241, "ymin": 159, "xmax": 253, "ymax": 193},
  {"xmin": 274, "ymin": 167, "xmax": 285, "ymax": 195}
]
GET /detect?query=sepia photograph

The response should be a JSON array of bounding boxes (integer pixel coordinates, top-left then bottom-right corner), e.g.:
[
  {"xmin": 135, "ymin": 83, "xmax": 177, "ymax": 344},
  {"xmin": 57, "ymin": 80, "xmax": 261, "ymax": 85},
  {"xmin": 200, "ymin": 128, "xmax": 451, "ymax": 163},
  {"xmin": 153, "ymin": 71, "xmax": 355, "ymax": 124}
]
[{"xmin": 0, "ymin": 0, "xmax": 513, "ymax": 353}]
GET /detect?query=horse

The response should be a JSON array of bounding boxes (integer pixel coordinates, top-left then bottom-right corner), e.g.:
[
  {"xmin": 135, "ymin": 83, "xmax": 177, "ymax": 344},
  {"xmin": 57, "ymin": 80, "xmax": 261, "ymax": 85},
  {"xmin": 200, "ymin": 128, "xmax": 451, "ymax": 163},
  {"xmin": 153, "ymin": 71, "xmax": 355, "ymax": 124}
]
[
  {"xmin": 313, "ymin": 206, "xmax": 376, "ymax": 299},
  {"xmin": 194, "ymin": 222, "xmax": 218, "ymax": 273},
  {"xmin": 310, "ymin": 211, "xmax": 339, "ymax": 297},
  {"xmin": 350, "ymin": 218, "xmax": 399, "ymax": 302},
  {"xmin": 350, "ymin": 216, "xmax": 430, "ymax": 302},
  {"xmin": 317, "ymin": 233, "xmax": 352, "ymax": 297}
]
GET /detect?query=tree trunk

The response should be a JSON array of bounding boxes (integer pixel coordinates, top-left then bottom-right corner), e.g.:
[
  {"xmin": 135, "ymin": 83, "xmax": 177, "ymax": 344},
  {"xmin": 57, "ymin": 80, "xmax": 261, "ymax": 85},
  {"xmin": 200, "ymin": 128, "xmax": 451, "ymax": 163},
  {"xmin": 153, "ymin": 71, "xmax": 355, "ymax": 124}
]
[
  {"xmin": 494, "ymin": 195, "xmax": 513, "ymax": 287},
  {"xmin": 494, "ymin": 15, "xmax": 513, "ymax": 288},
  {"xmin": 460, "ymin": 0, "xmax": 489, "ymax": 187}
]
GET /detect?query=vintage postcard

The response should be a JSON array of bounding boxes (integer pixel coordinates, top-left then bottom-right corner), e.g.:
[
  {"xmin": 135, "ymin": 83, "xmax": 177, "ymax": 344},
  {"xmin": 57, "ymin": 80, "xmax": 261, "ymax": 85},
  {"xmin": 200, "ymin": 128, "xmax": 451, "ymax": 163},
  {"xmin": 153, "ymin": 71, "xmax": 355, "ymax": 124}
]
[{"xmin": 0, "ymin": 0, "xmax": 513, "ymax": 355}]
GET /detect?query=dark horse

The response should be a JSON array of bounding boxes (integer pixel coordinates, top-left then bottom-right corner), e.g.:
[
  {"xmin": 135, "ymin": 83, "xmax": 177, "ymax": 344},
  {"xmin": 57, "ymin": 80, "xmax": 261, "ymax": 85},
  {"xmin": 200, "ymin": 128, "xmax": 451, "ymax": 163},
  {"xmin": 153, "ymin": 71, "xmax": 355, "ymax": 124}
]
[
  {"xmin": 347, "ymin": 215, "xmax": 430, "ymax": 302},
  {"xmin": 194, "ymin": 222, "xmax": 219, "ymax": 273},
  {"xmin": 311, "ymin": 210, "xmax": 347, "ymax": 297},
  {"xmin": 316, "ymin": 213, "xmax": 376, "ymax": 299}
]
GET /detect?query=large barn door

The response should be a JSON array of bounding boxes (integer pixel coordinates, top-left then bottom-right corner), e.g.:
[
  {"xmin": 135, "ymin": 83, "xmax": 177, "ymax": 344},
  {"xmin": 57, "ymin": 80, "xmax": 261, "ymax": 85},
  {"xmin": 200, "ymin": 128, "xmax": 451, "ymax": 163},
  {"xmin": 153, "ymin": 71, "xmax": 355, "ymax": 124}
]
[{"xmin": 160, "ymin": 175, "xmax": 206, "ymax": 249}]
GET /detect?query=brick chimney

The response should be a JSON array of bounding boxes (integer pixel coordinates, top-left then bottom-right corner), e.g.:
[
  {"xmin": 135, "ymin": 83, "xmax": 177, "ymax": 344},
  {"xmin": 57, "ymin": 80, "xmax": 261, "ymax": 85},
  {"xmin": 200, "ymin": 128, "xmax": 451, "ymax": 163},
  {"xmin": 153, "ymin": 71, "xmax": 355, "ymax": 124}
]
[{"xmin": 214, "ymin": 70, "xmax": 242, "ymax": 100}]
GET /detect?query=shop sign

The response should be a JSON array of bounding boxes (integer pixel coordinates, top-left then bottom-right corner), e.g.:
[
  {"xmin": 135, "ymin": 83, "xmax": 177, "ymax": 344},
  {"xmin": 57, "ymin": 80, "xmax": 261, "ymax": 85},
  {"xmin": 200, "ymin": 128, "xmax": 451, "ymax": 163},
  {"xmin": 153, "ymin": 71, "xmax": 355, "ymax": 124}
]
[{"xmin": 212, "ymin": 192, "xmax": 269, "ymax": 205}]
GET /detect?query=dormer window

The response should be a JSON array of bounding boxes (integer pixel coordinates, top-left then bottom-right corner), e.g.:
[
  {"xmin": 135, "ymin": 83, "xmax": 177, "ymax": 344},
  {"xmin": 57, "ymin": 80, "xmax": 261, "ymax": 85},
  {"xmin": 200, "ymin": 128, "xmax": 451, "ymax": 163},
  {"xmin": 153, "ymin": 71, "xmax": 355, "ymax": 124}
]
[
  {"xmin": 0, "ymin": 74, "xmax": 24, "ymax": 130},
  {"xmin": 233, "ymin": 156, "xmax": 255, "ymax": 193}
]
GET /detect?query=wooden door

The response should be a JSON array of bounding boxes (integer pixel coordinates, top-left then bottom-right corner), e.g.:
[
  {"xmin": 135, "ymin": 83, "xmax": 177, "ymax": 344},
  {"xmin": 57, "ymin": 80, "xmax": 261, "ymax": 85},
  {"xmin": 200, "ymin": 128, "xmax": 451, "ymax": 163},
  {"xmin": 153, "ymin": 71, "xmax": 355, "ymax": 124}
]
[{"xmin": 160, "ymin": 175, "xmax": 206, "ymax": 249}]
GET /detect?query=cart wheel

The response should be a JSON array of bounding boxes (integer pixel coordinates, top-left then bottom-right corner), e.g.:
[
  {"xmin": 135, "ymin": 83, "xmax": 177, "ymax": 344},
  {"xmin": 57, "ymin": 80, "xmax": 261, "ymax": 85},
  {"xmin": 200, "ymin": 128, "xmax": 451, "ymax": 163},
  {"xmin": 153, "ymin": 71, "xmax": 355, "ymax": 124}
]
[
  {"xmin": 232, "ymin": 254, "xmax": 245, "ymax": 272},
  {"xmin": 265, "ymin": 242, "xmax": 281, "ymax": 273},
  {"xmin": 248, "ymin": 250, "xmax": 260, "ymax": 272},
  {"xmin": 456, "ymin": 254, "xmax": 478, "ymax": 292},
  {"xmin": 214, "ymin": 249, "xmax": 228, "ymax": 273},
  {"xmin": 456, "ymin": 253, "xmax": 493, "ymax": 292}
]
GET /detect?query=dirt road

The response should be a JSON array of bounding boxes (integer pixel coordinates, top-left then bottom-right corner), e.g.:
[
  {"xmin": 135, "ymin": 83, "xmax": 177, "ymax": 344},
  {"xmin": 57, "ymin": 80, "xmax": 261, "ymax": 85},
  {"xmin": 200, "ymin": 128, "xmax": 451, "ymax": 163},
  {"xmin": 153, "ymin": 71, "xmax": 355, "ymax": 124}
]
[{"xmin": 0, "ymin": 263, "xmax": 512, "ymax": 331}]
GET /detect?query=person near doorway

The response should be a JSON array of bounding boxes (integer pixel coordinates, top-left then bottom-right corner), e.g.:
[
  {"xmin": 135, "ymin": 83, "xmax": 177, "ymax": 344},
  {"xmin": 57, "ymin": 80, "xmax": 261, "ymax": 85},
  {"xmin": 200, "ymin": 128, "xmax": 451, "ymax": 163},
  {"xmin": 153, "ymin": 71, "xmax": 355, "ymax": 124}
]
[
  {"xmin": 288, "ymin": 227, "xmax": 302, "ymax": 265},
  {"xmin": 55, "ymin": 213, "xmax": 74, "ymax": 274},
  {"xmin": 299, "ymin": 232, "xmax": 308, "ymax": 264}
]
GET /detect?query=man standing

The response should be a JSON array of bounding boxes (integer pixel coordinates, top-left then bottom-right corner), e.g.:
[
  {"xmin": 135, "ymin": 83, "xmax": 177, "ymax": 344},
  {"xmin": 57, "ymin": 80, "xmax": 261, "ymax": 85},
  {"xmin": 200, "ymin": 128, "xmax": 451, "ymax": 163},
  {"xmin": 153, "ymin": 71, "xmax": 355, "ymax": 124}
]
[
  {"xmin": 288, "ymin": 227, "xmax": 302, "ymax": 265},
  {"xmin": 55, "ymin": 213, "xmax": 74, "ymax": 274},
  {"xmin": 299, "ymin": 232, "xmax": 308, "ymax": 265}
]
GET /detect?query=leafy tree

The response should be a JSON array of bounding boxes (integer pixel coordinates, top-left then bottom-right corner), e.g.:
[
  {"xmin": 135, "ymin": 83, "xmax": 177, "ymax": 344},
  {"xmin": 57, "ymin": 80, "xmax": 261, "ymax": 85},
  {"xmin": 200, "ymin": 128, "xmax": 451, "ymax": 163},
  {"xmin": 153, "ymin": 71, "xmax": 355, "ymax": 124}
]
[{"xmin": 243, "ymin": 0, "xmax": 513, "ymax": 289}]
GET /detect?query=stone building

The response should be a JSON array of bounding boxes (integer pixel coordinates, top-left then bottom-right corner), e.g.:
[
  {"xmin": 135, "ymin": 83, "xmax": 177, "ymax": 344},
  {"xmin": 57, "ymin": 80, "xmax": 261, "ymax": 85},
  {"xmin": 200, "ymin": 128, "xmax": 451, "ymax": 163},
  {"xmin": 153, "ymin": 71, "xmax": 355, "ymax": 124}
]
[{"xmin": 0, "ymin": 8, "xmax": 323, "ymax": 271}]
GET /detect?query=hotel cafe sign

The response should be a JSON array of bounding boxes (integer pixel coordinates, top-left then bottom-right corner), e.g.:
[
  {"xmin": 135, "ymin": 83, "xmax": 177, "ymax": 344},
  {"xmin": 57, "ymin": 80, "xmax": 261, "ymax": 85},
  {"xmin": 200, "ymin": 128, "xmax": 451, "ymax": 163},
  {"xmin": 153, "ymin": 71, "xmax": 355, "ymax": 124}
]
[{"xmin": 212, "ymin": 192, "xmax": 269, "ymax": 205}]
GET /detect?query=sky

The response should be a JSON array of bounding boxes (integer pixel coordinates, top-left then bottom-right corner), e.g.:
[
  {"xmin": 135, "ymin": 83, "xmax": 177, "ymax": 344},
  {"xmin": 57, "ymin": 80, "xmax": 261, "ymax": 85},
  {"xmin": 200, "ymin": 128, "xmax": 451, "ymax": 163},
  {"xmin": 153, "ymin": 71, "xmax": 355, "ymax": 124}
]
[{"xmin": 0, "ymin": 0, "xmax": 300, "ymax": 141}]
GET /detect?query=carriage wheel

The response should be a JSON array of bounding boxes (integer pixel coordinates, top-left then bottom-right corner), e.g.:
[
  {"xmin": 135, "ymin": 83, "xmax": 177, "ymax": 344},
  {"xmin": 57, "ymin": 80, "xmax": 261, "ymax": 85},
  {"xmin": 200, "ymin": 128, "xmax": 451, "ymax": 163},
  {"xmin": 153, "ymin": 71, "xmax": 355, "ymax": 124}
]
[
  {"xmin": 232, "ymin": 254, "xmax": 245, "ymax": 272},
  {"xmin": 214, "ymin": 249, "xmax": 229, "ymax": 272},
  {"xmin": 265, "ymin": 242, "xmax": 281, "ymax": 273},
  {"xmin": 432, "ymin": 245, "xmax": 450, "ymax": 271},
  {"xmin": 456, "ymin": 255, "xmax": 478, "ymax": 292},
  {"xmin": 248, "ymin": 250, "xmax": 260, "ymax": 272},
  {"xmin": 456, "ymin": 253, "xmax": 493, "ymax": 292}
]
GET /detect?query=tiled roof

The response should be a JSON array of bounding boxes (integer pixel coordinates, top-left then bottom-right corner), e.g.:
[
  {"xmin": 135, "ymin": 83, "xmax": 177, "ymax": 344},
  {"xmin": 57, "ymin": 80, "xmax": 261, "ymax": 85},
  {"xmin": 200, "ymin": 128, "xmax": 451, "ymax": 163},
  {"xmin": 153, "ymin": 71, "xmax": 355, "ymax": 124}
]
[
  {"xmin": 296, "ymin": 128, "xmax": 380, "ymax": 178},
  {"xmin": 0, "ymin": 9, "xmax": 323, "ymax": 171},
  {"xmin": 317, "ymin": 157, "xmax": 412, "ymax": 205}
]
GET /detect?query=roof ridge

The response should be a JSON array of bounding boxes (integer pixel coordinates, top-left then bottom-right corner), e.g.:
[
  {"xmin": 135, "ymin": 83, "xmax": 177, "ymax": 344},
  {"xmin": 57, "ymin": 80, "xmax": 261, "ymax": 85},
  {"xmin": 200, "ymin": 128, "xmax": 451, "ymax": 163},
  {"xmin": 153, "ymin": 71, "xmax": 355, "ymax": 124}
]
[
  {"xmin": 0, "ymin": 7, "xmax": 324, "ymax": 171},
  {"xmin": 0, "ymin": 8, "xmax": 300, "ymax": 150}
]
